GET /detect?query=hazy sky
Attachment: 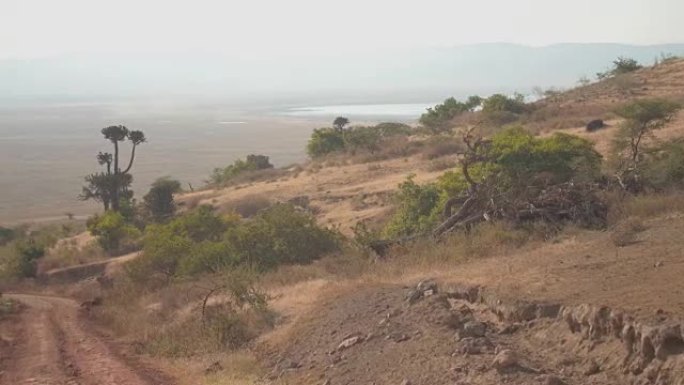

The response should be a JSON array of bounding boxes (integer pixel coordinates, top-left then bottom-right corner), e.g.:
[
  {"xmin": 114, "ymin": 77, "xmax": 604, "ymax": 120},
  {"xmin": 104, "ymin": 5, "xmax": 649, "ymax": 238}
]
[{"xmin": 3, "ymin": 0, "xmax": 684, "ymax": 60}]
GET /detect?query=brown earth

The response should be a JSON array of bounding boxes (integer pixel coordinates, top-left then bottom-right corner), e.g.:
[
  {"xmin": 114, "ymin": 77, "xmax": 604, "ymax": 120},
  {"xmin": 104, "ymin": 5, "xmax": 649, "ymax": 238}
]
[
  {"xmin": 9, "ymin": 60, "xmax": 684, "ymax": 385},
  {"xmin": 258, "ymin": 212, "xmax": 684, "ymax": 385},
  {"xmin": 0, "ymin": 294, "xmax": 172, "ymax": 385}
]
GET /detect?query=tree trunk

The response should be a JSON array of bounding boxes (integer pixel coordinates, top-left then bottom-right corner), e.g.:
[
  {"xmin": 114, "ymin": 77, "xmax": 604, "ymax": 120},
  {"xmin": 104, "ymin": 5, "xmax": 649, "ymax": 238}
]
[
  {"xmin": 111, "ymin": 141, "xmax": 120, "ymax": 211},
  {"xmin": 122, "ymin": 144, "xmax": 137, "ymax": 174}
]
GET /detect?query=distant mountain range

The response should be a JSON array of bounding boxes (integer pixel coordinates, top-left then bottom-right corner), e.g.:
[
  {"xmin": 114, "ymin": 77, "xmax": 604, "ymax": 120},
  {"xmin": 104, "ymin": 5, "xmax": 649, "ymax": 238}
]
[{"xmin": 2, "ymin": 43, "xmax": 684, "ymax": 106}]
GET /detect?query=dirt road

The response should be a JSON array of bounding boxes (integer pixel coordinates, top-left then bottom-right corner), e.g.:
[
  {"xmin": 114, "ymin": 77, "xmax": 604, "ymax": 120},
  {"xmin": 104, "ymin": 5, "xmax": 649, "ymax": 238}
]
[{"xmin": 1, "ymin": 294, "xmax": 170, "ymax": 385}]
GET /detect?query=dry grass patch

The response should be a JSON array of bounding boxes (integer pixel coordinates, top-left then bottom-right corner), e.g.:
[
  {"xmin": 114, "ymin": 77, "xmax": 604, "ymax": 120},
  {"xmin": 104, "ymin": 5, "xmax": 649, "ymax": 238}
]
[
  {"xmin": 39, "ymin": 241, "xmax": 106, "ymax": 272},
  {"xmin": 421, "ymin": 137, "xmax": 463, "ymax": 160},
  {"xmin": 608, "ymin": 192, "xmax": 684, "ymax": 223},
  {"xmin": 220, "ymin": 195, "xmax": 272, "ymax": 218},
  {"xmin": 610, "ymin": 217, "xmax": 647, "ymax": 247}
]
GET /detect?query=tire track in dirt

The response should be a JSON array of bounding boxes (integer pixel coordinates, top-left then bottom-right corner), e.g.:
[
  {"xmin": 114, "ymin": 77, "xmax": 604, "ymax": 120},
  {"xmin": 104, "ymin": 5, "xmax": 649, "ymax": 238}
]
[{"xmin": 2, "ymin": 294, "xmax": 168, "ymax": 385}]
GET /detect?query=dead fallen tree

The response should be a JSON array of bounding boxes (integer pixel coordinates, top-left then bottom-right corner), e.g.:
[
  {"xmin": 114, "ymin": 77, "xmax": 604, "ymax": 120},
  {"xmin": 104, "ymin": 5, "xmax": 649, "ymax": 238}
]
[{"xmin": 433, "ymin": 181, "xmax": 607, "ymax": 238}]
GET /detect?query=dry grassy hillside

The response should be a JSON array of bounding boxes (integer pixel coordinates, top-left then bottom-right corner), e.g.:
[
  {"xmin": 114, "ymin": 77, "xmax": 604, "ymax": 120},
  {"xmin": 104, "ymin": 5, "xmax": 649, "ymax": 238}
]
[
  {"xmin": 528, "ymin": 58, "xmax": 684, "ymax": 131},
  {"xmin": 178, "ymin": 154, "xmax": 458, "ymax": 235},
  {"xmin": 177, "ymin": 59, "xmax": 684, "ymax": 236},
  {"xmin": 13, "ymin": 57, "xmax": 684, "ymax": 385}
]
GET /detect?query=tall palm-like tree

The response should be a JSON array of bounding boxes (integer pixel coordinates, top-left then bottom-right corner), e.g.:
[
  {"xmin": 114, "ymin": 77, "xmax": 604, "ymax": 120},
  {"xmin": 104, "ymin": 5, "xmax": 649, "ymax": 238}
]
[{"xmin": 81, "ymin": 125, "xmax": 146, "ymax": 211}]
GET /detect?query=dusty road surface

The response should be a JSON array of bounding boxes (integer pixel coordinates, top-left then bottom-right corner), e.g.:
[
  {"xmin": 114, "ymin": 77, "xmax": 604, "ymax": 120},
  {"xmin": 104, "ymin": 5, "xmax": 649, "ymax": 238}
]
[{"xmin": 1, "ymin": 294, "xmax": 170, "ymax": 385}]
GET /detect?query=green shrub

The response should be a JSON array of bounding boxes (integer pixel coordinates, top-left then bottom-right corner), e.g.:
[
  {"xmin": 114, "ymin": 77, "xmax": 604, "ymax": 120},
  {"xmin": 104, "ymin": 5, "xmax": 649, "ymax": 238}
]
[
  {"xmin": 0, "ymin": 227, "xmax": 14, "ymax": 246},
  {"xmin": 209, "ymin": 154, "xmax": 274, "ymax": 186},
  {"xmin": 87, "ymin": 211, "xmax": 141, "ymax": 254},
  {"xmin": 128, "ymin": 204, "xmax": 339, "ymax": 281},
  {"xmin": 597, "ymin": 57, "xmax": 643, "ymax": 79},
  {"xmin": 373, "ymin": 122, "xmax": 413, "ymax": 136},
  {"xmin": 143, "ymin": 178, "xmax": 182, "ymax": 222},
  {"xmin": 0, "ymin": 238, "xmax": 46, "ymax": 279},
  {"xmin": 420, "ymin": 96, "xmax": 481, "ymax": 131},
  {"xmin": 641, "ymin": 139, "xmax": 684, "ymax": 189},
  {"xmin": 384, "ymin": 176, "xmax": 442, "ymax": 237},
  {"xmin": 307, "ymin": 128, "xmax": 346, "ymax": 157},
  {"xmin": 440, "ymin": 127, "xmax": 601, "ymax": 196},
  {"xmin": 383, "ymin": 127, "xmax": 603, "ymax": 237},
  {"xmin": 307, "ymin": 119, "xmax": 415, "ymax": 158},
  {"xmin": 127, "ymin": 205, "xmax": 237, "ymax": 281},
  {"xmin": 226, "ymin": 203, "xmax": 340, "ymax": 269},
  {"xmin": 482, "ymin": 93, "xmax": 526, "ymax": 114},
  {"xmin": 610, "ymin": 98, "xmax": 682, "ymax": 191},
  {"xmin": 177, "ymin": 241, "xmax": 239, "ymax": 276},
  {"xmin": 342, "ymin": 126, "xmax": 382, "ymax": 154}
]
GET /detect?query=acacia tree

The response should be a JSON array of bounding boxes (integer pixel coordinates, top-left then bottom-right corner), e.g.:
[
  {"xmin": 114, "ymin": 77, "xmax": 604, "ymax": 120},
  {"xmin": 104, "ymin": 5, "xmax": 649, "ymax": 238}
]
[
  {"xmin": 80, "ymin": 125, "xmax": 146, "ymax": 211},
  {"xmin": 333, "ymin": 117, "xmax": 350, "ymax": 131},
  {"xmin": 612, "ymin": 99, "xmax": 681, "ymax": 191}
]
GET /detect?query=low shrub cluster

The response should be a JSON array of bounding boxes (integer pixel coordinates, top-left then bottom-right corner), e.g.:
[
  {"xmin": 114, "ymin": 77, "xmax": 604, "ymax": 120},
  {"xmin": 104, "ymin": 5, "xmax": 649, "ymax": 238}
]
[
  {"xmin": 419, "ymin": 96, "xmax": 482, "ymax": 131},
  {"xmin": 126, "ymin": 203, "xmax": 339, "ymax": 283},
  {"xmin": 597, "ymin": 57, "xmax": 643, "ymax": 80},
  {"xmin": 480, "ymin": 93, "xmax": 530, "ymax": 125},
  {"xmin": 87, "ymin": 211, "xmax": 141, "ymax": 255},
  {"xmin": 0, "ymin": 224, "xmax": 73, "ymax": 279},
  {"xmin": 307, "ymin": 120, "xmax": 413, "ymax": 158},
  {"xmin": 209, "ymin": 154, "xmax": 274, "ymax": 186}
]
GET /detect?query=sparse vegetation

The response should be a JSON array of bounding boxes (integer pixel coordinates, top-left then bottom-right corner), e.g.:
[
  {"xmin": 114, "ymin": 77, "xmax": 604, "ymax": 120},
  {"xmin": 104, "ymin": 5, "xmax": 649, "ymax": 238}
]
[
  {"xmin": 209, "ymin": 154, "xmax": 274, "ymax": 186},
  {"xmin": 610, "ymin": 98, "xmax": 682, "ymax": 192},
  {"xmin": 597, "ymin": 57, "xmax": 643, "ymax": 79},
  {"xmin": 419, "ymin": 96, "xmax": 482, "ymax": 131},
  {"xmin": 307, "ymin": 119, "xmax": 413, "ymax": 158},
  {"xmin": 610, "ymin": 216, "xmax": 646, "ymax": 247}
]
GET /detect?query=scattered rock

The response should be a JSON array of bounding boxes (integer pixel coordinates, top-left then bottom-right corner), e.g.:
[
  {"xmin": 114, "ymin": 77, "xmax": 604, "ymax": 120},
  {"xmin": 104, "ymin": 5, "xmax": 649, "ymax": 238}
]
[
  {"xmin": 388, "ymin": 333, "xmax": 410, "ymax": 343},
  {"xmin": 407, "ymin": 279, "xmax": 439, "ymax": 304},
  {"xmin": 498, "ymin": 323, "xmax": 521, "ymax": 335},
  {"xmin": 417, "ymin": 279, "xmax": 438, "ymax": 293},
  {"xmin": 586, "ymin": 119, "xmax": 606, "ymax": 132},
  {"xmin": 584, "ymin": 360, "xmax": 601, "ymax": 376},
  {"xmin": 400, "ymin": 380, "xmax": 411, "ymax": 385},
  {"xmin": 405, "ymin": 289, "xmax": 422, "ymax": 304},
  {"xmin": 459, "ymin": 321, "xmax": 487, "ymax": 339},
  {"xmin": 537, "ymin": 303, "xmax": 562, "ymax": 318},
  {"xmin": 204, "ymin": 361, "xmax": 223, "ymax": 375},
  {"xmin": 492, "ymin": 349, "xmax": 518, "ymax": 371},
  {"xmin": 458, "ymin": 337, "xmax": 494, "ymax": 355},
  {"xmin": 542, "ymin": 375, "xmax": 567, "ymax": 385},
  {"xmin": 337, "ymin": 336, "xmax": 361, "ymax": 351}
]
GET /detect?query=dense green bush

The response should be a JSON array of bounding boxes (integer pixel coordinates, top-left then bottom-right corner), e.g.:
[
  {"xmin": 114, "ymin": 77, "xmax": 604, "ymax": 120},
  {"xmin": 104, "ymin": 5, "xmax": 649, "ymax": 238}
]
[
  {"xmin": 226, "ymin": 203, "xmax": 339, "ymax": 269},
  {"xmin": 143, "ymin": 178, "xmax": 182, "ymax": 222},
  {"xmin": 87, "ymin": 211, "xmax": 141, "ymax": 254},
  {"xmin": 419, "ymin": 96, "xmax": 481, "ymax": 131},
  {"xmin": 384, "ymin": 176, "xmax": 442, "ymax": 237},
  {"xmin": 384, "ymin": 127, "xmax": 602, "ymax": 237},
  {"xmin": 127, "ymin": 203, "xmax": 339, "ymax": 282},
  {"xmin": 306, "ymin": 128, "xmax": 346, "ymax": 157},
  {"xmin": 209, "ymin": 154, "xmax": 274, "ymax": 186},
  {"xmin": 0, "ymin": 236, "xmax": 47, "ymax": 279},
  {"xmin": 307, "ymin": 121, "xmax": 414, "ymax": 158},
  {"xmin": 0, "ymin": 227, "xmax": 14, "ymax": 246}
]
